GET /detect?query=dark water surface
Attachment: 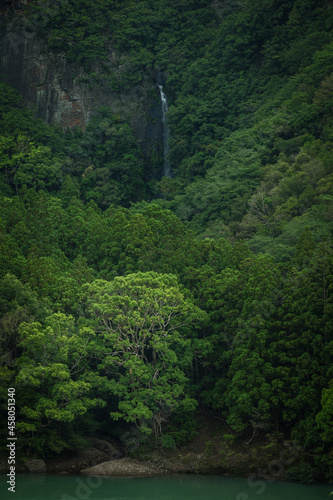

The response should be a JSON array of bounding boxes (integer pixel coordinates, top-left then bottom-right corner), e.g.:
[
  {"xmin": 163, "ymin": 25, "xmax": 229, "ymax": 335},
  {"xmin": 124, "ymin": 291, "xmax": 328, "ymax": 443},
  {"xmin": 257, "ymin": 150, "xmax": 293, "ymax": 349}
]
[{"xmin": 0, "ymin": 473, "xmax": 332, "ymax": 500}]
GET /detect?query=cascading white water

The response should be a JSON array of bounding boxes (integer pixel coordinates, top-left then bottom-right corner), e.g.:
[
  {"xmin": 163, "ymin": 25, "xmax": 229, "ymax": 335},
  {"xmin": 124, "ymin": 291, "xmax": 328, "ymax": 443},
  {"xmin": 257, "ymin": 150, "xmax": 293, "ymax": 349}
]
[{"xmin": 158, "ymin": 83, "xmax": 172, "ymax": 178}]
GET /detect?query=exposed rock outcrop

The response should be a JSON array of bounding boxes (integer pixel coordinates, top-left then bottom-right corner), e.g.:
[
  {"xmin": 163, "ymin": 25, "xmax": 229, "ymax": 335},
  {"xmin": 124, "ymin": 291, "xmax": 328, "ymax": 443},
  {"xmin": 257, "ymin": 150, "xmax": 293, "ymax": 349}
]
[
  {"xmin": 0, "ymin": 15, "xmax": 164, "ymax": 163},
  {"xmin": 86, "ymin": 438, "xmax": 123, "ymax": 460},
  {"xmin": 25, "ymin": 458, "xmax": 46, "ymax": 473},
  {"xmin": 81, "ymin": 457, "xmax": 167, "ymax": 477},
  {"xmin": 44, "ymin": 438, "xmax": 125, "ymax": 474}
]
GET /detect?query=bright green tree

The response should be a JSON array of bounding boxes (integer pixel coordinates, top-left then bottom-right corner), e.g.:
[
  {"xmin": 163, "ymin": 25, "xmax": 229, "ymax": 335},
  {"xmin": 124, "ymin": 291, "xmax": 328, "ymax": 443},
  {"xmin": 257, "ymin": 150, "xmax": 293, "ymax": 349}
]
[
  {"xmin": 15, "ymin": 313, "xmax": 105, "ymax": 456},
  {"xmin": 84, "ymin": 271, "xmax": 206, "ymax": 444}
]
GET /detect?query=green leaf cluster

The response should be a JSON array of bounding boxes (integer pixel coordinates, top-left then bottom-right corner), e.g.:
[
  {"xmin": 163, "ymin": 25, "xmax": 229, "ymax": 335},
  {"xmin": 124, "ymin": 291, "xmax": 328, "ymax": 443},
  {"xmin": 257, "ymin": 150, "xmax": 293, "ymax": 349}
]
[{"xmin": 0, "ymin": 0, "xmax": 333, "ymax": 478}]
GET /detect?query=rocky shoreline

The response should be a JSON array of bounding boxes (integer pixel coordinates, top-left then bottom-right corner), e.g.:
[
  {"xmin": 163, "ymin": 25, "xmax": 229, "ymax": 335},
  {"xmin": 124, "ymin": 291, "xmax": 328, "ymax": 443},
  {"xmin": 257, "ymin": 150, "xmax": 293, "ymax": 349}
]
[
  {"xmin": 0, "ymin": 417, "xmax": 322, "ymax": 482},
  {"xmin": 0, "ymin": 447, "xmax": 169, "ymax": 477},
  {"xmin": 81, "ymin": 457, "xmax": 167, "ymax": 477}
]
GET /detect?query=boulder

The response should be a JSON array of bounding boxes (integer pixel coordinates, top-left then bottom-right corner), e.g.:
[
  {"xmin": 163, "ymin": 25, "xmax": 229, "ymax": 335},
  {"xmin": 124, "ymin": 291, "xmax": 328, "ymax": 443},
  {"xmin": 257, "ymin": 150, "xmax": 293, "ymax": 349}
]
[
  {"xmin": 25, "ymin": 459, "xmax": 46, "ymax": 473},
  {"xmin": 85, "ymin": 438, "xmax": 123, "ymax": 459},
  {"xmin": 81, "ymin": 457, "xmax": 166, "ymax": 476}
]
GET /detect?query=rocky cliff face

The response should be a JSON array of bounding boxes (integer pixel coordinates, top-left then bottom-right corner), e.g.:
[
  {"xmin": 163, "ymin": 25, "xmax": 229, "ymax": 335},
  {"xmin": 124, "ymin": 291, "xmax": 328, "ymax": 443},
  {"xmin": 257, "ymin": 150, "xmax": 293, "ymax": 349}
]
[{"xmin": 0, "ymin": 16, "xmax": 163, "ymax": 158}]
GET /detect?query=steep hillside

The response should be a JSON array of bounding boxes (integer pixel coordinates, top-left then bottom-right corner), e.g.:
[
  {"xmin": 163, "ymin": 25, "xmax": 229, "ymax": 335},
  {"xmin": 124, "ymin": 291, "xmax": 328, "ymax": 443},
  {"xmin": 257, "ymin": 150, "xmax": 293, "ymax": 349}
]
[
  {"xmin": 0, "ymin": 0, "xmax": 332, "ymax": 483},
  {"xmin": 1, "ymin": 0, "xmax": 332, "ymax": 257}
]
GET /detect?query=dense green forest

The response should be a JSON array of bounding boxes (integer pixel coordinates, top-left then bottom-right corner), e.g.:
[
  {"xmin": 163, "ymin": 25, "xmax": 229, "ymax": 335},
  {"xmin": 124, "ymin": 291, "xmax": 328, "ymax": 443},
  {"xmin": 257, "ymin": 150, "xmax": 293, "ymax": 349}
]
[{"xmin": 0, "ymin": 0, "xmax": 333, "ymax": 482}]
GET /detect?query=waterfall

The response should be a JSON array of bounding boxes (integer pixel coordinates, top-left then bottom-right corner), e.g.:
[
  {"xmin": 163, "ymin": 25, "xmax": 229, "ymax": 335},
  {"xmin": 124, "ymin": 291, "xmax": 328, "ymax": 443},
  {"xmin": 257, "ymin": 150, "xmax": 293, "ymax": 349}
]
[{"xmin": 158, "ymin": 83, "xmax": 172, "ymax": 178}]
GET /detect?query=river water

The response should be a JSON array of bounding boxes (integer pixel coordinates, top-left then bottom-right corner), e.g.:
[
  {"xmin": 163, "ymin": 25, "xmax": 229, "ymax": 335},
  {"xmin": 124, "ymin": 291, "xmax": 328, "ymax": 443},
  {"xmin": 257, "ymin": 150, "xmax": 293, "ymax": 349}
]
[{"xmin": 1, "ymin": 474, "xmax": 332, "ymax": 500}]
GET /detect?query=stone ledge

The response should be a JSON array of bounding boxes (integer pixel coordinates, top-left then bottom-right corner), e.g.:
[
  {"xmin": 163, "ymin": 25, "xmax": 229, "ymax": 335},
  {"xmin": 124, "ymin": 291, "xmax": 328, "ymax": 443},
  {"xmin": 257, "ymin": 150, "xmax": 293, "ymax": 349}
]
[{"xmin": 80, "ymin": 457, "xmax": 168, "ymax": 477}]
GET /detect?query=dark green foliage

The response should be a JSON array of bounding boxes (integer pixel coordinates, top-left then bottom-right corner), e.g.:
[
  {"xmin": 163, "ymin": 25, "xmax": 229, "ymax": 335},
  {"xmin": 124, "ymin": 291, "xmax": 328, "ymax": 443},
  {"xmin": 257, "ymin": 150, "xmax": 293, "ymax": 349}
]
[
  {"xmin": 0, "ymin": 0, "xmax": 332, "ymax": 479},
  {"xmin": 72, "ymin": 108, "xmax": 146, "ymax": 207},
  {"xmin": 286, "ymin": 463, "xmax": 317, "ymax": 484}
]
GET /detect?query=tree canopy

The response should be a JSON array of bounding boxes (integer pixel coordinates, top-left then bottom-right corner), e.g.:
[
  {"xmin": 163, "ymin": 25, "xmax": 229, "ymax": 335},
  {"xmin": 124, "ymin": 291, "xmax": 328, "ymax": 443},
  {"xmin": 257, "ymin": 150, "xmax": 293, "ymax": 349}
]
[{"xmin": 0, "ymin": 0, "xmax": 332, "ymax": 482}]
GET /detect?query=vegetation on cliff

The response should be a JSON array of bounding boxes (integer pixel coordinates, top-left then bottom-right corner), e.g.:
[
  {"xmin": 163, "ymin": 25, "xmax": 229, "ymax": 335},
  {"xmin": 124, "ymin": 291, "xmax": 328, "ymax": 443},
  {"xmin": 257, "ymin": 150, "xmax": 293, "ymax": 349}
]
[{"xmin": 0, "ymin": 0, "xmax": 332, "ymax": 483}]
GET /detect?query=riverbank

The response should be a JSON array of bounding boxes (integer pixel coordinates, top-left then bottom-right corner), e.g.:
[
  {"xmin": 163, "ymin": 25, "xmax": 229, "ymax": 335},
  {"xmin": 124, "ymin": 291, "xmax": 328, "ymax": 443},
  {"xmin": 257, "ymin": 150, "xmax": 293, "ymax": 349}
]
[
  {"xmin": 0, "ymin": 416, "xmax": 322, "ymax": 483},
  {"xmin": 50, "ymin": 415, "xmax": 318, "ymax": 483}
]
